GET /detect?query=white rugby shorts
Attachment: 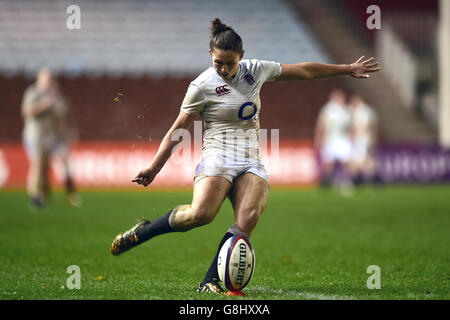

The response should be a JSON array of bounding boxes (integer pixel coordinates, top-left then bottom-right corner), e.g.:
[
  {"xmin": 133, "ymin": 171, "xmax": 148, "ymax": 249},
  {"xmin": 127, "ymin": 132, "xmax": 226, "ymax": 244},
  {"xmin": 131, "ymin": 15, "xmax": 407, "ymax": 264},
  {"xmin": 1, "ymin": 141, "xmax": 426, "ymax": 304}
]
[
  {"xmin": 23, "ymin": 133, "xmax": 68, "ymax": 160},
  {"xmin": 321, "ymin": 138, "xmax": 352, "ymax": 163},
  {"xmin": 350, "ymin": 141, "xmax": 370, "ymax": 163},
  {"xmin": 194, "ymin": 154, "xmax": 269, "ymax": 185}
]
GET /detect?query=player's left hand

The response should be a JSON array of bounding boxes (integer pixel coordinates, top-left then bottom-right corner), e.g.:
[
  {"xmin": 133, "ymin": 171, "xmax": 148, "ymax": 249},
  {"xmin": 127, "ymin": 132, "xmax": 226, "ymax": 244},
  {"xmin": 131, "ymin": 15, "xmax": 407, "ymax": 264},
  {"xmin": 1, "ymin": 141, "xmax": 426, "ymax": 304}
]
[{"xmin": 349, "ymin": 56, "xmax": 380, "ymax": 79}]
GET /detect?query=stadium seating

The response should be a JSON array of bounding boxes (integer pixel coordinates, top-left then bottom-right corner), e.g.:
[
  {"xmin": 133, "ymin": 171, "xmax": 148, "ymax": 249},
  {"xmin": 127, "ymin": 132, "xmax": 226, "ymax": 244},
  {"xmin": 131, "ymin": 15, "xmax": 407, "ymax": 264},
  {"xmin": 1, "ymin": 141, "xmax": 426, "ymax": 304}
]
[
  {"xmin": 0, "ymin": 73, "xmax": 345, "ymax": 142},
  {"xmin": 0, "ymin": 0, "xmax": 436, "ymax": 145},
  {"xmin": 0, "ymin": 0, "xmax": 329, "ymax": 77}
]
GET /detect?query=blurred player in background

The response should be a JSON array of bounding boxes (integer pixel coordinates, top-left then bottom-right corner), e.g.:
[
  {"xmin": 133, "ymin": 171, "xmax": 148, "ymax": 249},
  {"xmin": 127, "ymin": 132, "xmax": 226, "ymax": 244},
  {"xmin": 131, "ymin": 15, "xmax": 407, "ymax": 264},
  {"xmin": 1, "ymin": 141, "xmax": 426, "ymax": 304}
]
[
  {"xmin": 110, "ymin": 18, "xmax": 380, "ymax": 295},
  {"xmin": 348, "ymin": 94, "xmax": 382, "ymax": 186},
  {"xmin": 21, "ymin": 68, "xmax": 81, "ymax": 208},
  {"xmin": 314, "ymin": 89, "xmax": 354, "ymax": 195}
]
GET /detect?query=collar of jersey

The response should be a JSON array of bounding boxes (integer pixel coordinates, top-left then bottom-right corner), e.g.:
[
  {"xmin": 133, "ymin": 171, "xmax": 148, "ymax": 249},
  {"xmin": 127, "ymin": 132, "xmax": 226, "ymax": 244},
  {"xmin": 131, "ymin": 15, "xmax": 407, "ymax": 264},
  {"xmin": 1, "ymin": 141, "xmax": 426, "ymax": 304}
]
[{"xmin": 222, "ymin": 63, "xmax": 242, "ymax": 86}]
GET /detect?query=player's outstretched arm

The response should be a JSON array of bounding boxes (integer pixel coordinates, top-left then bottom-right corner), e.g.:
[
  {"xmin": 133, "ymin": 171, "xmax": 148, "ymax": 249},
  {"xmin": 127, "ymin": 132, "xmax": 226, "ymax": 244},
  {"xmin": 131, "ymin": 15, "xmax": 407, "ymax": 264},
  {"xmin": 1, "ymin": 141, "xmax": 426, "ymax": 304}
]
[
  {"xmin": 277, "ymin": 56, "xmax": 380, "ymax": 81},
  {"xmin": 132, "ymin": 110, "xmax": 196, "ymax": 187}
]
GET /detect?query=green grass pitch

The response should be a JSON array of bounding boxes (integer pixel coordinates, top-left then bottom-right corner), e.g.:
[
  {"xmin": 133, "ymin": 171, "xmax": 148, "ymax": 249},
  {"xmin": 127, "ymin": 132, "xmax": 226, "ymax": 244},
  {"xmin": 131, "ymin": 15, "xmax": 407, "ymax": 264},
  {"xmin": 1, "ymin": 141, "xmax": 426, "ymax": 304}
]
[{"xmin": 0, "ymin": 185, "xmax": 449, "ymax": 300}]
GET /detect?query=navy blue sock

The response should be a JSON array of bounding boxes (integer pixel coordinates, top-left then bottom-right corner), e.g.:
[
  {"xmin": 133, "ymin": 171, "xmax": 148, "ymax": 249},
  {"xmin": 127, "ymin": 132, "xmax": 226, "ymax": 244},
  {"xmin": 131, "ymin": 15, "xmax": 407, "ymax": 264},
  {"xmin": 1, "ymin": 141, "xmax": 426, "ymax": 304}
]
[
  {"xmin": 201, "ymin": 232, "xmax": 234, "ymax": 285},
  {"xmin": 136, "ymin": 210, "xmax": 175, "ymax": 242}
]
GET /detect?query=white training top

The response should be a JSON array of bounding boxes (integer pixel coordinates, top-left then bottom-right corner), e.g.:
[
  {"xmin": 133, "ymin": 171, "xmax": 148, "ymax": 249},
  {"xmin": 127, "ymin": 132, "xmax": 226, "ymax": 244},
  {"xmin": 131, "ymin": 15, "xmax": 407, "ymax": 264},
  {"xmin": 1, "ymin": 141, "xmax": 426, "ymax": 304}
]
[
  {"xmin": 350, "ymin": 103, "xmax": 377, "ymax": 146},
  {"xmin": 318, "ymin": 101, "xmax": 351, "ymax": 146},
  {"xmin": 21, "ymin": 85, "xmax": 69, "ymax": 144},
  {"xmin": 181, "ymin": 59, "xmax": 282, "ymax": 163}
]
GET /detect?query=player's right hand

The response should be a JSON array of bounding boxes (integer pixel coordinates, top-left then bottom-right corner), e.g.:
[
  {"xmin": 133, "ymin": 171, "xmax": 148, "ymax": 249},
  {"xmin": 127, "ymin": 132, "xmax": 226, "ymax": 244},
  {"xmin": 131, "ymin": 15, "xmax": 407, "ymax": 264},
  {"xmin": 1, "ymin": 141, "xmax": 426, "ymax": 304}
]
[{"xmin": 132, "ymin": 168, "xmax": 157, "ymax": 187}]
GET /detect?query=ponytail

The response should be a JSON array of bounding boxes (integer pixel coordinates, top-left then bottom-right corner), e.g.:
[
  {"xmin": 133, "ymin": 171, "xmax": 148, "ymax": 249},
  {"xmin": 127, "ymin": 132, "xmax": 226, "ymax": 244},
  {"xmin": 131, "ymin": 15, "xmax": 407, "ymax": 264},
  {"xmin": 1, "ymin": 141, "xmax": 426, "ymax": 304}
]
[{"xmin": 209, "ymin": 18, "xmax": 243, "ymax": 54}]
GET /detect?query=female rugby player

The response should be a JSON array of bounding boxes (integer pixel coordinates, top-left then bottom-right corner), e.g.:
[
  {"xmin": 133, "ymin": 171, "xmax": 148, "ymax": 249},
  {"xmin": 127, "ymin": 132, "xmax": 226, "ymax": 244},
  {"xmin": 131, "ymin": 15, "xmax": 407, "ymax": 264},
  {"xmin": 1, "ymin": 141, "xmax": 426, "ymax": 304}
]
[{"xmin": 110, "ymin": 18, "xmax": 380, "ymax": 294}]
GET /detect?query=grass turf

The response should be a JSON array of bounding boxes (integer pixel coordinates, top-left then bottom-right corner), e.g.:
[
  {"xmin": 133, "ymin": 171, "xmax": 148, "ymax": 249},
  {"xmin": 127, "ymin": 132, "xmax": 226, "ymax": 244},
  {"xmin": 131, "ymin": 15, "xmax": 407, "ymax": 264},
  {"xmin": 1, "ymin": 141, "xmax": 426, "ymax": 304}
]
[{"xmin": 0, "ymin": 185, "xmax": 449, "ymax": 300}]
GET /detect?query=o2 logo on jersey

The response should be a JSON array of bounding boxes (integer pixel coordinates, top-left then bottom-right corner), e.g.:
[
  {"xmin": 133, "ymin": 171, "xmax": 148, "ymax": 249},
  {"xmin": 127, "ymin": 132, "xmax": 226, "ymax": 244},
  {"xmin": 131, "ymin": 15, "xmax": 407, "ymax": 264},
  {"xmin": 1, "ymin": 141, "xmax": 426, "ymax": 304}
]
[{"xmin": 238, "ymin": 102, "xmax": 258, "ymax": 121}]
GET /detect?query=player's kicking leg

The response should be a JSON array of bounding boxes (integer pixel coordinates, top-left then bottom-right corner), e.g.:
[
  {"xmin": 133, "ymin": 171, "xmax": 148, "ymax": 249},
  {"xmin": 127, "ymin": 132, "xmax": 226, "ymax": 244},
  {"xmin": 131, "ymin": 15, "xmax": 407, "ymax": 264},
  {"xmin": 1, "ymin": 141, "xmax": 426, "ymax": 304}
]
[
  {"xmin": 110, "ymin": 176, "xmax": 230, "ymax": 255},
  {"xmin": 197, "ymin": 172, "xmax": 269, "ymax": 295}
]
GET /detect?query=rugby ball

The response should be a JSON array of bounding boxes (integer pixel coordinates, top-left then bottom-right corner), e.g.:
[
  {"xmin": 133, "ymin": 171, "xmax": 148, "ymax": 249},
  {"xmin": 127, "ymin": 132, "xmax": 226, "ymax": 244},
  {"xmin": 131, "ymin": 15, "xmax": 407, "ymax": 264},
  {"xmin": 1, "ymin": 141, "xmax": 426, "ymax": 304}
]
[{"xmin": 217, "ymin": 235, "xmax": 255, "ymax": 291}]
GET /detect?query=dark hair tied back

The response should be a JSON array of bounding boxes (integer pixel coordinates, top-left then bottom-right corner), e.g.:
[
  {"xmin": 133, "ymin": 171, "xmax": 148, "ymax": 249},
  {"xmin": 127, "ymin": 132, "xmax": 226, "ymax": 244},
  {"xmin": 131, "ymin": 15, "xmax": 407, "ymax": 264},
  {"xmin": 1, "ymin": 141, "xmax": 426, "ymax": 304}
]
[{"xmin": 209, "ymin": 18, "xmax": 243, "ymax": 54}]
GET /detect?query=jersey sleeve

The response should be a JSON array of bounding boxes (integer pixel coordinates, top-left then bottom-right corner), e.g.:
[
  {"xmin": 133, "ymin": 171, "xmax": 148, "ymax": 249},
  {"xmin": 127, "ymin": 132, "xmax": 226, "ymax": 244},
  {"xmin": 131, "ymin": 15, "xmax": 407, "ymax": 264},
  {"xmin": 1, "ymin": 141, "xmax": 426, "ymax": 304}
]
[
  {"xmin": 259, "ymin": 60, "xmax": 282, "ymax": 82},
  {"xmin": 21, "ymin": 87, "xmax": 36, "ymax": 116},
  {"xmin": 180, "ymin": 84, "xmax": 206, "ymax": 115},
  {"xmin": 317, "ymin": 105, "xmax": 327, "ymax": 125},
  {"xmin": 370, "ymin": 107, "xmax": 378, "ymax": 124}
]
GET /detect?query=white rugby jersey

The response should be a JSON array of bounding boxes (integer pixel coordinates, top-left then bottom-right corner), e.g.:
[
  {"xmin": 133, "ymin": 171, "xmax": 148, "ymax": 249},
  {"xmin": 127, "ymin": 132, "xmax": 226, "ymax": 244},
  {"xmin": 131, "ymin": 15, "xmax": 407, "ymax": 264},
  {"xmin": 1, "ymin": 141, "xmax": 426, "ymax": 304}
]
[
  {"xmin": 22, "ymin": 85, "xmax": 68, "ymax": 142},
  {"xmin": 181, "ymin": 59, "xmax": 282, "ymax": 163},
  {"xmin": 351, "ymin": 103, "xmax": 377, "ymax": 145},
  {"xmin": 318, "ymin": 101, "xmax": 351, "ymax": 145}
]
